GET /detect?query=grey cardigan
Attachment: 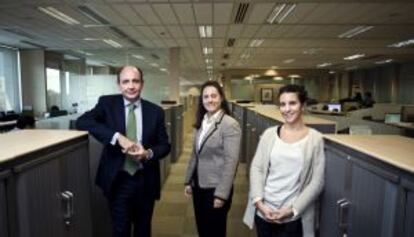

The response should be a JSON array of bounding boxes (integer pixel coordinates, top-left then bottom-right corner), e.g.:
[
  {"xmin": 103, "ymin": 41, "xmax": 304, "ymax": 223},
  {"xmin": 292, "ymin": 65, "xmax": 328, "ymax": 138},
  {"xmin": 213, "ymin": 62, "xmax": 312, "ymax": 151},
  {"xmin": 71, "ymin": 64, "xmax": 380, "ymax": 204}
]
[
  {"xmin": 184, "ymin": 113, "xmax": 241, "ymax": 200},
  {"xmin": 243, "ymin": 126, "xmax": 325, "ymax": 237}
]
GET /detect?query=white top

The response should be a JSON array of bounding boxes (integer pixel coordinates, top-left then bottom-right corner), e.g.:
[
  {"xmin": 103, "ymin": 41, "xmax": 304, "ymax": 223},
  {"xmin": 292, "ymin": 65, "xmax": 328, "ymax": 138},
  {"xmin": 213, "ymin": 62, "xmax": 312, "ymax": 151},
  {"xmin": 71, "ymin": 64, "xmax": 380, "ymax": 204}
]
[
  {"xmin": 197, "ymin": 110, "xmax": 222, "ymax": 150},
  {"xmin": 257, "ymin": 131, "xmax": 308, "ymax": 221}
]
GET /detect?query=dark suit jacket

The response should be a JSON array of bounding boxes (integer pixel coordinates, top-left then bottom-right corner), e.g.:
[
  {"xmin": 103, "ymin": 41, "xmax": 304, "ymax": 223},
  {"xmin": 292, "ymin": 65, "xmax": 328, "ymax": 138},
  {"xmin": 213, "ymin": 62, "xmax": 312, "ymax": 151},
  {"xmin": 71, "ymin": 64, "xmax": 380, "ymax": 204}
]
[{"xmin": 76, "ymin": 94, "xmax": 171, "ymax": 199}]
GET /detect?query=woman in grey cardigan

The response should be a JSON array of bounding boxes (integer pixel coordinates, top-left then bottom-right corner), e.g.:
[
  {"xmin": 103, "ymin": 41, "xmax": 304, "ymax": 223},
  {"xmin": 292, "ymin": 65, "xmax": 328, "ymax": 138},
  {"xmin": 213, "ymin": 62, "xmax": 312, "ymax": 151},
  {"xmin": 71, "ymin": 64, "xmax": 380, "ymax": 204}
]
[
  {"xmin": 243, "ymin": 85, "xmax": 325, "ymax": 237},
  {"xmin": 184, "ymin": 81, "xmax": 241, "ymax": 237}
]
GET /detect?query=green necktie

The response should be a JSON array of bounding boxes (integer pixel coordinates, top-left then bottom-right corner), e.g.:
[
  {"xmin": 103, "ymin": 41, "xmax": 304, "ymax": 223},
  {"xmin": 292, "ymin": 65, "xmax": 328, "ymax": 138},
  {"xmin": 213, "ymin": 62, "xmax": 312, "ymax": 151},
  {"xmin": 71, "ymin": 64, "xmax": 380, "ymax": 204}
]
[{"xmin": 123, "ymin": 103, "xmax": 139, "ymax": 175}]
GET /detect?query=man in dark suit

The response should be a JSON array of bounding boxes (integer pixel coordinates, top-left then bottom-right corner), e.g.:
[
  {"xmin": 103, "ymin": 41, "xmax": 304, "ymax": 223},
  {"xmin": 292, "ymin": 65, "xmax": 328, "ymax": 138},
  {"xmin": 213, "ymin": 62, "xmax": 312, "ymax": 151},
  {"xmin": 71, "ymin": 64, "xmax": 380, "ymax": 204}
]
[{"xmin": 76, "ymin": 66, "xmax": 171, "ymax": 237}]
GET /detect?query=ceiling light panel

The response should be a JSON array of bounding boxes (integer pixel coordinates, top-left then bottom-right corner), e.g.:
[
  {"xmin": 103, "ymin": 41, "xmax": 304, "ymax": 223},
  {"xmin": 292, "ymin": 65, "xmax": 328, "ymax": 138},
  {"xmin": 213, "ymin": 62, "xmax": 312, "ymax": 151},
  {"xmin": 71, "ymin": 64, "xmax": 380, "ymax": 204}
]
[
  {"xmin": 38, "ymin": 7, "xmax": 80, "ymax": 25},
  {"xmin": 103, "ymin": 39, "xmax": 122, "ymax": 48},
  {"xmin": 338, "ymin": 25, "xmax": 374, "ymax": 38},
  {"xmin": 247, "ymin": 3, "xmax": 274, "ymax": 24},
  {"xmin": 199, "ymin": 25, "xmax": 212, "ymax": 38},
  {"xmin": 267, "ymin": 3, "xmax": 296, "ymax": 24},
  {"xmin": 388, "ymin": 39, "xmax": 414, "ymax": 48},
  {"xmin": 153, "ymin": 4, "xmax": 179, "ymax": 24},
  {"xmin": 249, "ymin": 39, "xmax": 264, "ymax": 47},
  {"xmin": 172, "ymin": 4, "xmax": 195, "ymax": 24},
  {"xmin": 132, "ymin": 4, "xmax": 161, "ymax": 25},
  {"xmin": 343, "ymin": 54, "xmax": 365, "ymax": 60},
  {"xmin": 214, "ymin": 3, "xmax": 233, "ymax": 24},
  {"xmin": 194, "ymin": 3, "xmax": 213, "ymax": 24}
]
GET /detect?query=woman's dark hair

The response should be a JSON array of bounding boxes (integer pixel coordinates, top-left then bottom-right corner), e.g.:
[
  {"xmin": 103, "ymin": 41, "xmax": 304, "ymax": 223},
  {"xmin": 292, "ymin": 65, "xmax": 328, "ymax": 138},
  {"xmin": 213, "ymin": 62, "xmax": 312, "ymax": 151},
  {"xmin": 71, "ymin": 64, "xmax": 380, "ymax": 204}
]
[
  {"xmin": 277, "ymin": 84, "xmax": 308, "ymax": 105},
  {"xmin": 194, "ymin": 81, "xmax": 230, "ymax": 129}
]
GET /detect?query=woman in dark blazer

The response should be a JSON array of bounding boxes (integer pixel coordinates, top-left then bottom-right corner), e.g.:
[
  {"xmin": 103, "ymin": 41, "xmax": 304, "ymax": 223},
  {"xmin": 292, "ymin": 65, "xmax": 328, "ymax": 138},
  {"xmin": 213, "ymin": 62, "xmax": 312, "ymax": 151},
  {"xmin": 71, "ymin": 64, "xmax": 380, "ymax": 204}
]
[{"xmin": 184, "ymin": 81, "xmax": 241, "ymax": 237}]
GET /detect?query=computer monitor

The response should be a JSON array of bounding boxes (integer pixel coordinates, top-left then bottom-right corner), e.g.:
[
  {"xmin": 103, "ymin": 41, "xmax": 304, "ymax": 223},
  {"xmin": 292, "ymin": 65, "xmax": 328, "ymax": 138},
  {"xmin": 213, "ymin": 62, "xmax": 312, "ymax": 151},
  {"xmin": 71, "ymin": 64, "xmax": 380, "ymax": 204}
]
[
  {"xmin": 384, "ymin": 113, "xmax": 401, "ymax": 123},
  {"xmin": 401, "ymin": 106, "xmax": 414, "ymax": 122},
  {"xmin": 327, "ymin": 103, "xmax": 342, "ymax": 112}
]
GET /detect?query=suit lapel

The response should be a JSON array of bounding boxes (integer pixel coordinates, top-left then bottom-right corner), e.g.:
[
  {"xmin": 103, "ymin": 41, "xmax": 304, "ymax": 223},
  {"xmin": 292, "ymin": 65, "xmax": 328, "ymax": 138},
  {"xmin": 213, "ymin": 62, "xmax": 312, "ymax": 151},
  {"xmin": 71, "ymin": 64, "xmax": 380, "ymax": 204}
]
[
  {"xmin": 141, "ymin": 99, "xmax": 149, "ymax": 146},
  {"xmin": 198, "ymin": 113, "xmax": 225, "ymax": 154},
  {"xmin": 115, "ymin": 95, "xmax": 126, "ymax": 134}
]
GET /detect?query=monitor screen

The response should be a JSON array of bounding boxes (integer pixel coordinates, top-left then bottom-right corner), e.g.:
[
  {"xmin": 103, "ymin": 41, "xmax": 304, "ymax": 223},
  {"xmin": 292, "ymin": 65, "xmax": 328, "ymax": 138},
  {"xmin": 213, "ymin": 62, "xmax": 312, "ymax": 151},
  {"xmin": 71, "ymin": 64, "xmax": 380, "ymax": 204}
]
[
  {"xmin": 327, "ymin": 103, "xmax": 342, "ymax": 112},
  {"xmin": 384, "ymin": 113, "xmax": 401, "ymax": 123}
]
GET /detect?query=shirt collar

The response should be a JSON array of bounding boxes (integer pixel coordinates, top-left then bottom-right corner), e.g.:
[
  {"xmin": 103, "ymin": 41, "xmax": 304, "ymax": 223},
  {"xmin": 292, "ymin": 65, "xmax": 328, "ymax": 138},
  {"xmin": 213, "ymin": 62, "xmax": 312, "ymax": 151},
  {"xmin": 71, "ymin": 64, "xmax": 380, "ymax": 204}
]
[
  {"xmin": 123, "ymin": 98, "xmax": 141, "ymax": 109},
  {"xmin": 203, "ymin": 109, "xmax": 223, "ymax": 124}
]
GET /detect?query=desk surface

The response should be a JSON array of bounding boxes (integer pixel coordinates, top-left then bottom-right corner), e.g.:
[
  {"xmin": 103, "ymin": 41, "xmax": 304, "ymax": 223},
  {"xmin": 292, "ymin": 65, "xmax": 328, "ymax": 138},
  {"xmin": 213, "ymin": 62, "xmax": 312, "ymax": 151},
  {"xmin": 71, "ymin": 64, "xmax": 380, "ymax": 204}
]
[
  {"xmin": 386, "ymin": 122, "xmax": 414, "ymax": 130},
  {"xmin": 308, "ymin": 109, "xmax": 347, "ymax": 116},
  {"xmin": 324, "ymin": 135, "xmax": 414, "ymax": 174},
  {"xmin": 0, "ymin": 129, "xmax": 87, "ymax": 164},
  {"xmin": 249, "ymin": 105, "xmax": 336, "ymax": 125}
]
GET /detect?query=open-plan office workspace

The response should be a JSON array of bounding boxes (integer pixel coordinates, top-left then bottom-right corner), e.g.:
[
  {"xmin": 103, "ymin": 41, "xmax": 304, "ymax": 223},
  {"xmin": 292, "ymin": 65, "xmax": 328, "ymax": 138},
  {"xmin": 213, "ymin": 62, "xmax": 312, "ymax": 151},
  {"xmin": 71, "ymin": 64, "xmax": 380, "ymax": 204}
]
[{"xmin": 1, "ymin": 0, "xmax": 414, "ymax": 237}]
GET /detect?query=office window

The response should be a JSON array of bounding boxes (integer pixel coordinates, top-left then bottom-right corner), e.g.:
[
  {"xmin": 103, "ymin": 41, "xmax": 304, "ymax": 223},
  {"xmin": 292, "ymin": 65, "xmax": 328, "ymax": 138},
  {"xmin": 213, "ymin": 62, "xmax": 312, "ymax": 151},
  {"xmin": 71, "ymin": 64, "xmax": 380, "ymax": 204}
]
[
  {"xmin": 0, "ymin": 47, "xmax": 20, "ymax": 113},
  {"xmin": 46, "ymin": 67, "xmax": 61, "ymax": 109}
]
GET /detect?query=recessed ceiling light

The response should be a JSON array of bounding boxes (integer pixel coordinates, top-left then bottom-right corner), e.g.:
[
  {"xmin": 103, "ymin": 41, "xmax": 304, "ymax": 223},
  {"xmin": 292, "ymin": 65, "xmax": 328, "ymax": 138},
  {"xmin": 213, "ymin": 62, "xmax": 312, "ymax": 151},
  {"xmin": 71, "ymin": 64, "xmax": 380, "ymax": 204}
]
[
  {"xmin": 343, "ymin": 54, "xmax": 365, "ymax": 60},
  {"xmin": 338, "ymin": 26, "xmax": 374, "ymax": 38},
  {"xmin": 388, "ymin": 39, "xmax": 414, "ymax": 48}
]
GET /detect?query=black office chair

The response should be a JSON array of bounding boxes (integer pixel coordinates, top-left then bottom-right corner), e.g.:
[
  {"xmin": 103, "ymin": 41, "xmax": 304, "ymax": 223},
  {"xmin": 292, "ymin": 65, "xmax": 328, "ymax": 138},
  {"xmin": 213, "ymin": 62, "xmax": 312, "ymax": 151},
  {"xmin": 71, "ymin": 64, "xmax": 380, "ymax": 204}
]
[{"xmin": 69, "ymin": 120, "xmax": 77, "ymax": 130}]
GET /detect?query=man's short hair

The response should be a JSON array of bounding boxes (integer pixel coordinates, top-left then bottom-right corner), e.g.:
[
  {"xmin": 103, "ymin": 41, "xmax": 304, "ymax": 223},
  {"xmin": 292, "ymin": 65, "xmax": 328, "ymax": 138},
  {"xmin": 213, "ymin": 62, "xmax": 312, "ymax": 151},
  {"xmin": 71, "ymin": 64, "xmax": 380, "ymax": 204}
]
[{"xmin": 116, "ymin": 66, "xmax": 144, "ymax": 83}]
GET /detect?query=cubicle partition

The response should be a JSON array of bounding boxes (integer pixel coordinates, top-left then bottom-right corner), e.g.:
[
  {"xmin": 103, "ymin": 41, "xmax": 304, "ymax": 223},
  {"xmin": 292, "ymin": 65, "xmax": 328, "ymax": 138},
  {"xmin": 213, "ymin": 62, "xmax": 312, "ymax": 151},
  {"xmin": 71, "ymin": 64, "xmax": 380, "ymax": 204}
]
[
  {"xmin": 0, "ymin": 170, "xmax": 9, "ymax": 237},
  {"xmin": 320, "ymin": 135, "xmax": 414, "ymax": 237},
  {"xmin": 166, "ymin": 104, "xmax": 184, "ymax": 163},
  {"xmin": 0, "ymin": 130, "xmax": 92, "ymax": 237}
]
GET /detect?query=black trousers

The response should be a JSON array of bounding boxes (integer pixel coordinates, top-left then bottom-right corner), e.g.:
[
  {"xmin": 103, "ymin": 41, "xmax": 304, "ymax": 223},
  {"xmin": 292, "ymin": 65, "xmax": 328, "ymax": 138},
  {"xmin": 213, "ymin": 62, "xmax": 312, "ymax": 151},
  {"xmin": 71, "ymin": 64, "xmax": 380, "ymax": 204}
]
[
  {"xmin": 255, "ymin": 214, "xmax": 303, "ymax": 237},
  {"xmin": 108, "ymin": 171, "xmax": 155, "ymax": 237},
  {"xmin": 192, "ymin": 185, "xmax": 233, "ymax": 237}
]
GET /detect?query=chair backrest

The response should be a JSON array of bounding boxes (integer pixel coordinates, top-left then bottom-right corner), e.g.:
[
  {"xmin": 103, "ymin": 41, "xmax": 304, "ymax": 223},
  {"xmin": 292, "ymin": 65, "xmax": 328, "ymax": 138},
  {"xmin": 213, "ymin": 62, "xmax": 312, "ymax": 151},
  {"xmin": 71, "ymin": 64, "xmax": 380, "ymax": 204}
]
[{"xmin": 349, "ymin": 125, "xmax": 372, "ymax": 135}]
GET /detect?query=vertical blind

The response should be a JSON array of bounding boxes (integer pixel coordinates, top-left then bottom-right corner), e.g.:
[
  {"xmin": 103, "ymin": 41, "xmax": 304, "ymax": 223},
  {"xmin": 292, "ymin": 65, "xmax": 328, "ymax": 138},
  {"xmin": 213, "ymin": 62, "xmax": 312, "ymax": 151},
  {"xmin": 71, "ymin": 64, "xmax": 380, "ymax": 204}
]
[{"xmin": 0, "ymin": 47, "xmax": 20, "ymax": 113}]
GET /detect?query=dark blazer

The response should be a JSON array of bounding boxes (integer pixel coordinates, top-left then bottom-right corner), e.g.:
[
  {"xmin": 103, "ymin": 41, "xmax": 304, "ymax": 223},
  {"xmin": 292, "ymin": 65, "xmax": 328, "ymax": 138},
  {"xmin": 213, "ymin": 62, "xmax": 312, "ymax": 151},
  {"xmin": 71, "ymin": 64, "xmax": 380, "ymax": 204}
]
[{"xmin": 76, "ymin": 94, "xmax": 171, "ymax": 199}]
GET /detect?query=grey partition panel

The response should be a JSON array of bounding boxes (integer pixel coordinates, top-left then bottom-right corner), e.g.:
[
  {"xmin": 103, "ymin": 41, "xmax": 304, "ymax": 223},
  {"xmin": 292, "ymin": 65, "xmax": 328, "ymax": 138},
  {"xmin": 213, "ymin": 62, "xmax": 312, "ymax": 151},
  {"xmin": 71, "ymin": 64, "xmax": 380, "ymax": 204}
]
[
  {"xmin": 89, "ymin": 136, "xmax": 113, "ymax": 237},
  {"xmin": 170, "ymin": 105, "xmax": 183, "ymax": 163},
  {"xmin": 404, "ymin": 190, "xmax": 414, "ymax": 237},
  {"xmin": 164, "ymin": 108, "xmax": 172, "ymax": 179},
  {"xmin": 319, "ymin": 147, "xmax": 350, "ymax": 237},
  {"xmin": 11, "ymin": 139, "xmax": 92, "ymax": 237},
  {"xmin": 310, "ymin": 124, "xmax": 336, "ymax": 134},
  {"xmin": 321, "ymin": 140, "xmax": 406, "ymax": 237},
  {"xmin": 14, "ymin": 158, "xmax": 64, "ymax": 237},
  {"xmin": 0, "ymin": 171, "xmax": 9, "ymax": 237},
  {"xmin": 60, "ymin": 143, "xmax": 93, "ymax": 237},
  {"xmin": 349, "ymin": 164, "xmax": 398, "ymax": 237}
]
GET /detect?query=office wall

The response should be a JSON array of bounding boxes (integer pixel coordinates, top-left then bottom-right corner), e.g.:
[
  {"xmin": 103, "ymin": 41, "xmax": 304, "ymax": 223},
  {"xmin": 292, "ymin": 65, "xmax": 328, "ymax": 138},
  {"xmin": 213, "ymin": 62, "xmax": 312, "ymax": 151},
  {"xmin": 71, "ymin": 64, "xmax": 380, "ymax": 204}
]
[
  {"xmin": 20, "ymin": 50, "xmax": 47, "ymax": 117},
  {"xmin": 230, "ymin": 81, "xmax": 254, "ymax": 101},
  {"xmin": 70, "ymin": 73, "xmax": 170, "ymax": 113},
  {"xmin": 399, "ymin": 62, "xmax": 414, "ymax": 103},
  {"xmin": 341, "ymin": 61, "xmax": 414, "ymax": 104}
]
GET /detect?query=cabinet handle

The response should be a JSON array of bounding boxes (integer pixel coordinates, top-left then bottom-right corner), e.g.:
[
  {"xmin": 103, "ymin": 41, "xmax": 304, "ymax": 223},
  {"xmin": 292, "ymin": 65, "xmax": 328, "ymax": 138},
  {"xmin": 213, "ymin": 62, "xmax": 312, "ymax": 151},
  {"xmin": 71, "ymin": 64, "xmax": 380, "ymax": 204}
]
[
  {"xmin": 61, "ymin": 191, "xmax": 74, "ymax": 226},
  {"xmin": 337, "ymin": 198, "xmax": 350, "ymax": 230}
]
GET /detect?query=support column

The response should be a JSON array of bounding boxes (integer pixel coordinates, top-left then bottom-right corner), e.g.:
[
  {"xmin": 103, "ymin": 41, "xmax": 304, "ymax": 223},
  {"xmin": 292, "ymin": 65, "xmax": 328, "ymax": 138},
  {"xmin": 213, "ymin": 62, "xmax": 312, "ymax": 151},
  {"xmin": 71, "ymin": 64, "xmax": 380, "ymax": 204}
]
[{"xmin": 169, "ymin": 47, "xmax": 180, "ymax": 102}]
